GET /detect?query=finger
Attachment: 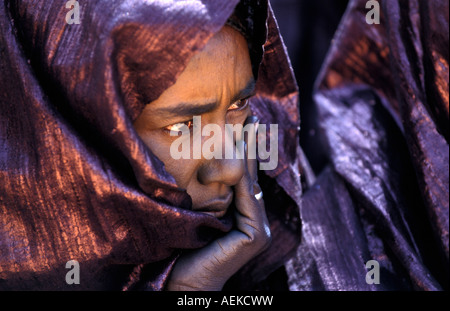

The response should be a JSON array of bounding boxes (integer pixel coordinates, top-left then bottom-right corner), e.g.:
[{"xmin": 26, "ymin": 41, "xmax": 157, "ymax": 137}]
[
  {"xmin": 234, "ymin": 143, "xmax": 265, "ymax": 221},
  {"xmin": 243, "ymin": 116, "xmax": 259, "ymax": 183},
  {"xmin": 243, "ymin": 115, "xmax": 264, "ymax": 208},
  {"xmin": 234, "ymin": 157, "xmax": 270, "ymax": 247},
  {"xmin": 253, "ymin": 182, "xmax": 264, "ymax": 206}
]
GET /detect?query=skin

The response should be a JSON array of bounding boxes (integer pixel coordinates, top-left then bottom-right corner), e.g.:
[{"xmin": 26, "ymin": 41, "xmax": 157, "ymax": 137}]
[{"xmin": 133, "ymin": 26, "xmax": 271, "ymax": 290}]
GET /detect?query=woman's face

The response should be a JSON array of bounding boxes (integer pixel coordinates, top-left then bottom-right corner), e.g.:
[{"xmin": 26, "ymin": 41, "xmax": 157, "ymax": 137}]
[{"xmin": 134, "ymin": 26, "xmax": 255, "ymax": 218}]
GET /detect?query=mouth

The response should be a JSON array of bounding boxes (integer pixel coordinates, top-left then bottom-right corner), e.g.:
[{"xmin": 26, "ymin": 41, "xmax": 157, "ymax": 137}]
[{"xmin": 195, "ymin": 192, "xmax": 233, "ymax": 218}]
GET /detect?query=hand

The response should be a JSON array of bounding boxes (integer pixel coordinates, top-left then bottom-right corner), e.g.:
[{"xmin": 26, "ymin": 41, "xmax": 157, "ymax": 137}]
[{"xmin": 166, "ymin": 117, "xmax": 271, "ymax": 291}]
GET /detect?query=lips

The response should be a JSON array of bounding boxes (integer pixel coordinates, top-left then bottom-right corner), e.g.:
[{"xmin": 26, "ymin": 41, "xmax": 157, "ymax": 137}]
[{"xmin": 194, "ymin": 192, "xmax": 233, "ymax": 218}]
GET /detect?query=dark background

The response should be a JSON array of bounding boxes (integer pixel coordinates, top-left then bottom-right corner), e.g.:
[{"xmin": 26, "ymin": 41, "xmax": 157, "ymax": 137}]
[{"xmin": 270, "ymin": 0, "xmax": 349, "ymax": 174}]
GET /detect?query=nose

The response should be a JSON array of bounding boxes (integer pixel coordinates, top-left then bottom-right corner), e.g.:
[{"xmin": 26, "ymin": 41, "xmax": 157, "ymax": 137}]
[
  {"xmin": 197, "ymin": 156, "xmax": 245, "ymax": 186},
  {"xmin": 196, "ymin": 124, "xmax": 245, "ymax": 187}
]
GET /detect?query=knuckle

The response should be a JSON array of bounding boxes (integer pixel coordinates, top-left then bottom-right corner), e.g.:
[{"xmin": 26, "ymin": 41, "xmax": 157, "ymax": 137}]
[
  {"xmin": 242, "ymin": 222, "xmax": 272, "ymax": 251},
  {"xmin": 263, "ymin": 229, "xmax": 272, "ymax": 249},
  {"xmin": 259, "ymin": 226, "xmax": 272, "ymax": 249}
]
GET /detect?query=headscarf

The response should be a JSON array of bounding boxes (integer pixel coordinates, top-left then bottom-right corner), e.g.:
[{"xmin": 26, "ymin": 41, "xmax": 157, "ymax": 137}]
[{"xmin": 0, "ymin": 0, "xmax": 302, "ymax": 290}]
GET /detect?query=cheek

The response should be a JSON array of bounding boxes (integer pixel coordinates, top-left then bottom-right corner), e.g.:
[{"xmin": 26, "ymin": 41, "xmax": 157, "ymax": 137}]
[
  {"xmin": 163, "ymin": 158, "xmax": 198, "ymax": 189},
  {"xmin": 138, "ymin": 130, "xmax": 198, "ymax": 189}
]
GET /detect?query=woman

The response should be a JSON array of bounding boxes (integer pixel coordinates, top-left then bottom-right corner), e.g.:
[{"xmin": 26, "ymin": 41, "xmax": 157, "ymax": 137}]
[{"xmin": 0, "ymin": 0, "xmax": 302, "ymax": 290}]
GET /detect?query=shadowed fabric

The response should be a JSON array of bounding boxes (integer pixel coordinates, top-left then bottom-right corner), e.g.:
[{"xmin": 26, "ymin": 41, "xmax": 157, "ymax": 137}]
[
  {"xmin": 0, "ymin": 0, "xmax": 302, "ymax": 290},
  {"xmin": 286, "ymin": 0, "xmax": 448, "ymax": 290}
]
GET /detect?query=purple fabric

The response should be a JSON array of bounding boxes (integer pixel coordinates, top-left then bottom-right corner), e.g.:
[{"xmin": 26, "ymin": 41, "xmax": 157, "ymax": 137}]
[{"xmin": 287, "ymin": 0, "xmax": 448, "ymax": 291}]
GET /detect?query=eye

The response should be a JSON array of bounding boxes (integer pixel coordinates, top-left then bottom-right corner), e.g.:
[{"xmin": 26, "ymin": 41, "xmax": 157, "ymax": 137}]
[
  {"xmin": 228, "ymin": 98, "xmax": 250, "ymax": 111},
  {"xmin": 164, "ymin": 120, "xmax": 193, "ymax": 134}
]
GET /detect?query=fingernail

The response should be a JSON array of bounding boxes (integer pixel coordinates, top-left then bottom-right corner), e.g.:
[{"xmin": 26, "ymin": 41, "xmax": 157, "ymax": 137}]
[
  {"xmin": 253, "ymin": 183, "xmax": 262, "ymax": 195},
  {"xmin": 244, "ymin": 115, "xmax": 259, "ymax": 126}
]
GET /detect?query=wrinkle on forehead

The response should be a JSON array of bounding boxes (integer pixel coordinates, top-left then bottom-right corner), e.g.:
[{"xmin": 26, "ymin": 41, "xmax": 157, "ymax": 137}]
[
  {"xmin": 147, "ymin": 25, "xmax": 252, "ymax": 112},
  {"xmin": 133, "ymin": 25, "xmax": 253, "ymax": 130},
  {"xmin": 188, "ymin": 26, "xmax": 251, "ymax": 105}
]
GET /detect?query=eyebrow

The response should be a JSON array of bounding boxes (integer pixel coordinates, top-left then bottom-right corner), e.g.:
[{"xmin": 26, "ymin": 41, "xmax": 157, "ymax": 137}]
[
  {"xmin": 153, "ymin": 78, "xmax": 256, "ymax": 118},
  {"xmin": 231, "ymin": 78, "xmax": 256, "ymax": 103}
]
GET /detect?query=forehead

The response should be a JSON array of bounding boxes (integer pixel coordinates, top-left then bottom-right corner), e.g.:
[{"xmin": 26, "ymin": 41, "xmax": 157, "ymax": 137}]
[{"xmin": 150, "ymin": 26, "xmax": 253, "ymax": 107}]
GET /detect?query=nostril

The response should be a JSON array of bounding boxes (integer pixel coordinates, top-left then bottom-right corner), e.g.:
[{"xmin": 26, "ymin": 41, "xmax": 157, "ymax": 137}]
[{"xmin": 222, "ymin": 158, "xmax": 246, "ymax": 186}]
